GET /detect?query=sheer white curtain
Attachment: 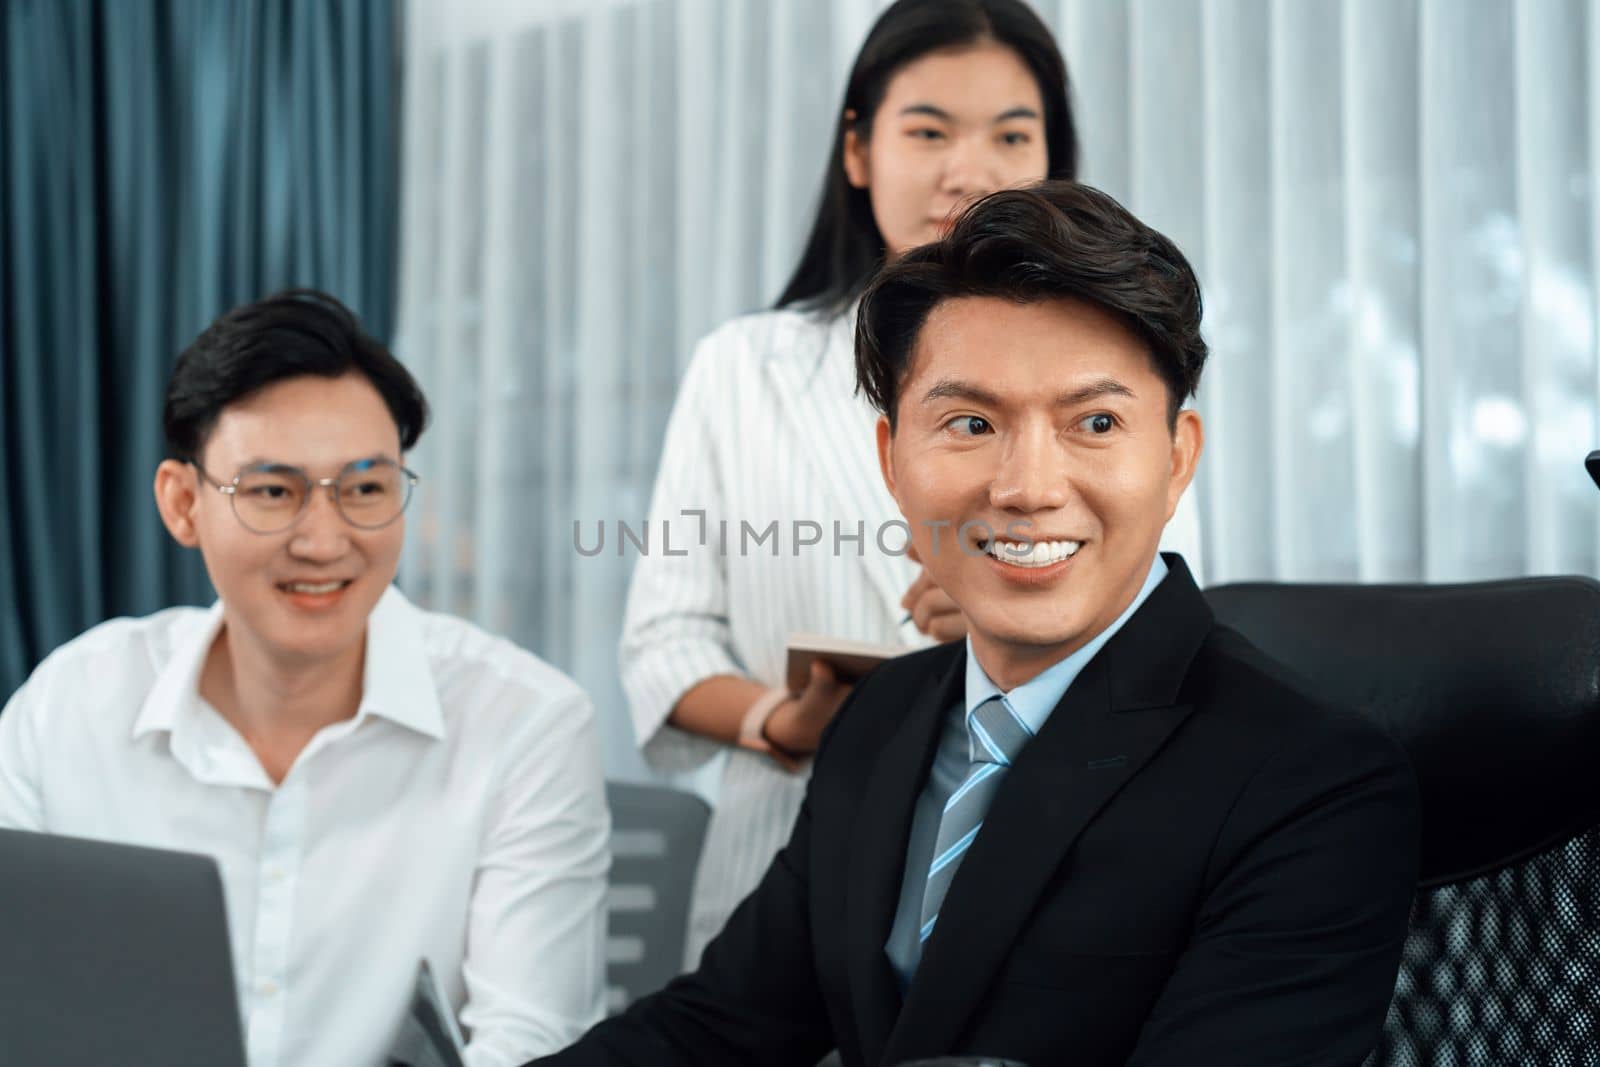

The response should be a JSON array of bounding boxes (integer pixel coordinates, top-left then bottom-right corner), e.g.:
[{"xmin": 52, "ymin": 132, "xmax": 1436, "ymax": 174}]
[{"xmin": 397, "ymin": 0, "xmax": 1600, "ymax": 777}]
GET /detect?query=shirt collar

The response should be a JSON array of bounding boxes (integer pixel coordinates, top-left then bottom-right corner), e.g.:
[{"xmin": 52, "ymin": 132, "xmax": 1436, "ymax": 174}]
[
  {"xmin": 964, "ymin": 554, "xmax": 1171, "ymax": 734},
  {"xmin": 133, "ymin": 600, "xmax": 227, "ymax": 740},
  {"xmin": 132, "ymin": 585, "xmax": 445, "ymax": 744},
  {"xmin": 358, "ymin": 586, "xmax": 446, "ymax": 740}
]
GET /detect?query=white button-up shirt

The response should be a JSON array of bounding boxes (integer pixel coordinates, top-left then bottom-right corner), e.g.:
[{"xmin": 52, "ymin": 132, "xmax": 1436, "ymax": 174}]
[{"xmin": 0, "ymin": 587, "xmax": 609, "ymax": 1067}]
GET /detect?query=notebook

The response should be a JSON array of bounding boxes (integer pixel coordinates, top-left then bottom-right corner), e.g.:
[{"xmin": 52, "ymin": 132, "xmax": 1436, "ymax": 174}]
[
  {"xmin": 785, "ymin": 632, "xmax": 908, "ymax": 692},
  {"xmin": 385, "ymin": 959, "xmax": 466, "ymax": 1067}
]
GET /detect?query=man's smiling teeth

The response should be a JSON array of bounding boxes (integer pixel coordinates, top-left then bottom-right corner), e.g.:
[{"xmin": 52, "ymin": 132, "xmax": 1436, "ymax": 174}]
[
  {"xmin": 282, "ymin": 580, "xmax": 347, "ymax": 594},
  {"xmin": 982, "ymin": 539, "xmax": 1082, "ymax": 568}
]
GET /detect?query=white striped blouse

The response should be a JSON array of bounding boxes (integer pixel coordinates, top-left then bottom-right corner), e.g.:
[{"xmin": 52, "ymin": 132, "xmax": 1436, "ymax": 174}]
[{"xmin": 618, "ymin": 307, "xmax": 1205, "ymax": 967}]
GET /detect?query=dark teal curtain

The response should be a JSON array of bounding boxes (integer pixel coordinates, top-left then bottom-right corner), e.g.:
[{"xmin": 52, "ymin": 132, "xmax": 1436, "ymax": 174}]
[{"xmin": 1, "ymin": 0, "xmax": 399, "ymax": 700}]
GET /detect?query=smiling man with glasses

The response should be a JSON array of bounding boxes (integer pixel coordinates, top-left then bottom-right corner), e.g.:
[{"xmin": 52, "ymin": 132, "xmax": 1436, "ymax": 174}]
[{"xmin": 0, "ymin": 290, "xmax": 609, "ymax": 1067}]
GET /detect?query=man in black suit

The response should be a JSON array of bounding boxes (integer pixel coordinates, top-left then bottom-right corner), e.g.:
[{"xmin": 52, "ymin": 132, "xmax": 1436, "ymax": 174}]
[{"xmin": 531, "ymin": 181, "xmax": 1420, "ymax": 1066}]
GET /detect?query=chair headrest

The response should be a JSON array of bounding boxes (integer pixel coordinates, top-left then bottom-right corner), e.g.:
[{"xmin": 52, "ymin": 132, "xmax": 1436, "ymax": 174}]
[{"xmin": 1206, "ymin": 576, "xmax": 1600, "ymax": 887}]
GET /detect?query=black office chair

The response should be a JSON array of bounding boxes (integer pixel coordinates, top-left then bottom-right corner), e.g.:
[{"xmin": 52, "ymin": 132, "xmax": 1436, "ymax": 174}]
[{"xmin": 1206, "ymin": 576, "xmax": 1600, "ymax": 1065}]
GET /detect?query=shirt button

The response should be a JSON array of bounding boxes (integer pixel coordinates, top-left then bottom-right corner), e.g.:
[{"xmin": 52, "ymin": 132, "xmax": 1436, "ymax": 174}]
[
  {"xmin": 257, "ymin": 979, "xmax": 279, "ymax": 997},
  {"xmin": 265, "ymin": 865, "xmax": 285, "ymax": 883}
]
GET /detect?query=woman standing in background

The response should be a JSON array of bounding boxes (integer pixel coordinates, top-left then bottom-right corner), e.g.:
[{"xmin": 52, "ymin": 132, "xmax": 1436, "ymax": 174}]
[{"xmin": 621, "ymin": 0, "xmax": 1203, "ymax": 967}]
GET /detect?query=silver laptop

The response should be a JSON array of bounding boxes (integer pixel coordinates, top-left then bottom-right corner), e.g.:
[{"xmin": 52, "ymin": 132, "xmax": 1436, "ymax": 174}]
[{"xmin": 0, "ymin": 828, "xmax": 247, "ymax": 1066}]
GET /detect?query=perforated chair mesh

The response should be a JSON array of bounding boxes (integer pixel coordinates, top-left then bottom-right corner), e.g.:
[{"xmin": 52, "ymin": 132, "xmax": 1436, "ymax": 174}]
[
  {"xmin": 604, "ymin": 781, "xmax": 711, "ymax": 1014},
  {"xmin": 1366, "ymin": 825, "xmax": 1600, "ymax": 1067}
]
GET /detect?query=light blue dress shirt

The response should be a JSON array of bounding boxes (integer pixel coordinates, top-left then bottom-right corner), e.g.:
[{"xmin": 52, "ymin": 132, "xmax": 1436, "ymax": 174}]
[{"xmin": 883, "ymin": 555, "xmax": 1171, "ymax": 988}]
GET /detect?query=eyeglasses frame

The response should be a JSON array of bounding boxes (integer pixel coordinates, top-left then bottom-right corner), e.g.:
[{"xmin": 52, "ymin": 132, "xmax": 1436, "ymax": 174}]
[{"xmin": 189, "ymin": 457, "xmax": 420, "ymax": 534}]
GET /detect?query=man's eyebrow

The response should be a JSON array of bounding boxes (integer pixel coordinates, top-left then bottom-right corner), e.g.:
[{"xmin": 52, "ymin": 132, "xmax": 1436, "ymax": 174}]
[
  {"xmin": 1056, "ymin": 379, "xmax": 1136, "ymax": 406},
  {"xmin": 231, "ymin": 452, "xmax": 398, "ymax": 474},
  {"xmin": 341, "ymin": 453, "xmax": 401, "ymax": 470},
  {"xmin": 920, "ymin": 378, "xmax": 1002, "ymax": 407},
  {"xmin": 919, "ymin": 377, "xmax": 1136, "ymax": 408}
]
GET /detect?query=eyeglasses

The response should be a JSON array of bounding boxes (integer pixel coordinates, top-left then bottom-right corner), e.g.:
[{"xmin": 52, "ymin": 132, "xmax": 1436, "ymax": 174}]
[{"xmin": 192, "ymin": 458, "xmax": 419, "ymax": 534}]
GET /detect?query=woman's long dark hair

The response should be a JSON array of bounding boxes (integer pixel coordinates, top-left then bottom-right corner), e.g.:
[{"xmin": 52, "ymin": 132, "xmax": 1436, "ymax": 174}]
[{"xmin": 775, "ymin": 0, "xmax": 1078, "ymax": 314}]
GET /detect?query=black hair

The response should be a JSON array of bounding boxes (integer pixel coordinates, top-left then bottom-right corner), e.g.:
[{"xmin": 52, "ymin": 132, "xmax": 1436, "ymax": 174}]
[
  {"xmin": 856, "ymin": 180, "xmax": 1207, "ymax": 428},
  {"xmin": 775, "ymin": 0, "xmax": 1078, "ymax": 314},
  {"xmin": 162, "ymin": 289, "xmax": 429, "ymax": 461}
]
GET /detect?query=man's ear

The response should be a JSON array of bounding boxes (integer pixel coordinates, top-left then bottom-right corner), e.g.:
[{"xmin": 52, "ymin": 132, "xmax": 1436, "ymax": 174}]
[
  {"xmin": 842, "ymin": 109, "xmax": 870, "ymax": 190},
  {"xmin": 1165, "ymin": 409, "xmax": 1204, "ymax": 521},
  {"xmin": 154, "ymin": 459, "xmax": 203, "ymax": 548},
  {"xmin": 876, "ymin": 414, "xmax": 898, "ymax": 502}
]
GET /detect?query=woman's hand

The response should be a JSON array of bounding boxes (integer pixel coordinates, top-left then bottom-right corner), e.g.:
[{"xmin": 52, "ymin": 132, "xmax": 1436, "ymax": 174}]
[
  {"xmin": 902, "ymin": 546, "xmax": 968, "ymax": 642},
  {"xmin": 763, "ymin": 661, "xmax": 853, "ymax": 758}
]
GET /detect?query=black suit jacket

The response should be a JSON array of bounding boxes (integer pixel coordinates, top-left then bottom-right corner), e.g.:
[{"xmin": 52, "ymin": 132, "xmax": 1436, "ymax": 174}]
[{"xmin": 537, "ymin": 555, "xmax": 1421, "ymax": 1066}]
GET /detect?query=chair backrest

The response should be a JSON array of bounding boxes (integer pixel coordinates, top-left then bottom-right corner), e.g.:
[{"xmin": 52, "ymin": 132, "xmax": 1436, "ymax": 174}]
[
  {"xmin": 604, "ymin": 780, "xmax": 712, "ymax": 1014},
  {"xmin": 1206, "ymin": 576, "xmax": 1600, "ymax": 1066}
]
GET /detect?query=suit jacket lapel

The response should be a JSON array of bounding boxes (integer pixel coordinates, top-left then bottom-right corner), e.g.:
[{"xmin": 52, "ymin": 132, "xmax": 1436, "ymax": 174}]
[
  {"xmin": 883, "ymin": 556, "xmax": 1214, "ymax": 1063},
  {"xmin": 764, "ymin": 311, "xmax": 911, "ymax": 623},
  {"xmin": 845, "ymin": 646, "xmax": 964, "ymax": 1064}
]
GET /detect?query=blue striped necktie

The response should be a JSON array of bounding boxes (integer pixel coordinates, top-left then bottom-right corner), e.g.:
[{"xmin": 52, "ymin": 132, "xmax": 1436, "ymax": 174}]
[{"xmin": 918, "ymin": 694, "xmax": 1034, "ymax": 944}]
